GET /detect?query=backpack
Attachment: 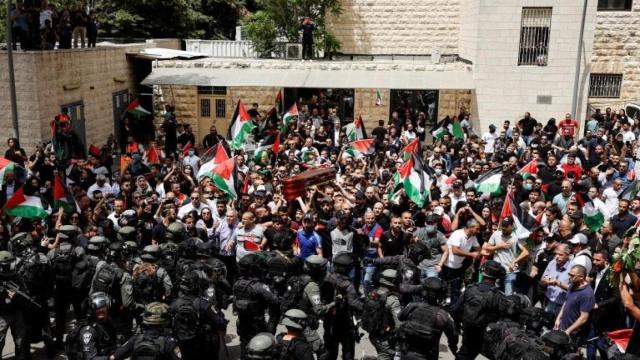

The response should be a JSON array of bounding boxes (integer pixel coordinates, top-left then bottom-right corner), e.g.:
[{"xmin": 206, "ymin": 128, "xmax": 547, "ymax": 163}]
[
  {"xmin": 172, "ymin": 299, "xmax": 200, "ymax": 342},
  {"xmin": 495, "ymin": 327, "xmax": 546, "ymax": 360},
  {"xmin": 361, "ymin": 288, "xmax": 390, "ymax": 334},
  {"xmin": 64, "ymin": 322, "xmax": 88, "ymax": 360},
  {"xmin": 92, "ymin": 263, "xmax": 123, "ymax": 301},
  {"xmin": 133, "ymin": 263, "xmax": 162, "ymax": 304},
  {"xmin": 51, "ymin": 244, "xmax": 74, "ymax": 282},
  {"xmin": 280, "ymin": 275, "xmax": 311, "ymax": 313},
  {"xmin": 72, "ymin": 257, "xmax": 99, "ymax": 292},
  {"xmin": 233, "ymin": 279, "xmax": 261, "ymax": 315},
  {"xmin": 462, "ymin": 284, "xmax": 497, "ymax": 329},
  {"xmin": 22, "ymin": 253, "xmax": 52, "ymax": 296},
  {"xmin": 397, "ymin": 305, "xmax": 438, "ymax": 346},
  {"xmin": 132, "ymin": 335, "xmax": 166, "ymax": 360}
]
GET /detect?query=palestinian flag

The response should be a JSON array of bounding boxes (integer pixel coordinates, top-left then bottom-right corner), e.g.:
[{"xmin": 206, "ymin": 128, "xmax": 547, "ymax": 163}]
[
  {"xmin": 448, "ymin": 116, "xmax": 464, "ymax": 140},
  {"xmin": 392, "ymin": 154, "xmax": 430, "ymax": 207},
  {"xmin": 583, "ymin": 202, "xmax": 605, "ymax": 232},
  {"xmin": 620, "ymin": 179, "xmax": 640, "ymax": 200},
  {"xmin": 607, "ymin": 329, "xmax": 633, "ymax": 353},
  {"xmin": 182, "ymin": 142, "xmax": 192, "ymax": 156},
  {"xmin": 0, "ymin": 158, "xmax": 16, "ymax": 186},
  {"xmin": 211, "ymin": 156, "xmax": 238, "ymax": 199},
  {"xmin": 402, "ymin": 138, "xmax": 421, "ymax": 161},
  {"xmin": 345, "ymin": 139, "xmax": 375, "ymax": 158},
  {"xmin": 282, "ymin": 103, "xmax": 299, "ymax": 134},
  {"xmin": 126, "ymin": 99, "xmax": 150, "ymax": 117},
  {"xmin": 431, "ymin": 117, "xmax": 451, "ymax": 140},
  {"xmin": 3, "ymin": 187, "xmax": 49, "ymax": 219},
  {"xmin": 197, "ymin": 144, "xmax": 229, "ymax": 180},
  {"xmin": 345, "ymin": 114, "xmax": 367, "ymax": 141},
  {"xmin": 275, "ymin": 90, "xmax": 284, "ymax": 115},
  {"xmin": 254, "ymin": 132, "xmax": 281, "ymax": 163},
  {"xmin": 53, "ymin": 176, "xmax": 80, "ymax": 214},
  {"xmin": 301, "ymin": 149, "xmax": 316, "ymax": 163},
  {"xmin": 375, "ymin": 90, "xmax": 383, "ymax": 106},
  {"xmin": 227, "ymin": 100, "xmax": 254, "ymax": 150},
  {"xmin": 518, "ymin": 160, "xmax": 538, "ymax": 179},
  {"xmin": 144, "ymin": 146, "xmax": 161, "ymax": 166},
  {"xmin": 500, "ymin": 193, "xmax": 531, "ymax": 240},
  {"xmin": 476, "ymin": 166, "xmax": 503, "ymax": 195}
]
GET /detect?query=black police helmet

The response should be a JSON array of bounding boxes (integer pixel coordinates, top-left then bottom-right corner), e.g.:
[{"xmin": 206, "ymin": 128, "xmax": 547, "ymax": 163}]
[{"xmin": 482, "ymin": 260, "xmax": 506, "ymax": 279}]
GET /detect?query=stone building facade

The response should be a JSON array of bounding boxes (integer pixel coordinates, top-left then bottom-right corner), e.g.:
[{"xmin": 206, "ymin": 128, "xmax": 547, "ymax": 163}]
[
  {"xmin": 0, "ymin": 39, "xmax": 181, "ymax": 152},
  {"xmin": 589, "ymin": 1, "xmax": 640, "ymax": 110}
]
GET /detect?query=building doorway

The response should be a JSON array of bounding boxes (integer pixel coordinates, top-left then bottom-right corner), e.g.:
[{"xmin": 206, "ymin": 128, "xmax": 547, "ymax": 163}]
[
  {"xmin": 389, "ymin": 90, "xmax": 439, "ymax": 127},
  {"xmin": 197, "ymin": 86, "xmax": 228, "ymax": 139},
  {"xmin": 284, "ymin": 88, "xmax": 355, "ymax": 125},
  {"xmin": 61, "ymin": 101, "xmax": 86, "ymax": 150}
]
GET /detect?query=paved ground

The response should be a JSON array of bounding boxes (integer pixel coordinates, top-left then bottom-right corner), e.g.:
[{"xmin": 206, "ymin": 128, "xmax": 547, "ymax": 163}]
[{"xmin": 0, "ymin": 306, "xmax": 470, "ymax": 359}]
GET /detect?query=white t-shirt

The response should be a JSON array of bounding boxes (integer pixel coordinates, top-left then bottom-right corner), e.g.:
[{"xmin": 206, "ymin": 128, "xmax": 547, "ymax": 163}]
[
  {"xmin": 446, "ymin": 229, "xmax": 479, "ymax": 269},
  {"xmin": 482, "ymin": 132, "xmax": 498, "ymax": 154},
  {"xmin": 602, "ymin": 187, "xmax": 620, "ymax": 218},
  {"xmin": 623, "ymin": 130, "xmax": 636, "ymax": 143}
]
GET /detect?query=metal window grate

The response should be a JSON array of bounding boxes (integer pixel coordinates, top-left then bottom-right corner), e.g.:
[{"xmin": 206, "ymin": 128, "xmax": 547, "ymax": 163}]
[
  {"xmin": 215, "ymin": 99, "xmax": 226, "ymax": 118},
  {"xmin": 198, "ymin": 86, "xmax": 227, "ymax": 95},
  {"xmin": 598, "ymin": 0, "xmax": 633, "ymax": 11},
  {"xmin": 200, "ymin": 99, "xmax": 211, "ymax": 117},
  {"xmin": 589, "ymin": 74, "xmax": 623, "ymax": 98},
  {"xmin": 518, "ymin": 7, "xmax": 552, "ymax": 66}
]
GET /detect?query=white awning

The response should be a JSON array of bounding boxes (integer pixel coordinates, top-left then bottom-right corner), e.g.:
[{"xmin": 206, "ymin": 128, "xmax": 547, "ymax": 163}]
[
  {"xmin": 128, "ymin": 48, "xmax": 209, "ymax": 60},
  {"xmin": 141, "ymin": 66, "xmax": 475, "ymax": 90}
]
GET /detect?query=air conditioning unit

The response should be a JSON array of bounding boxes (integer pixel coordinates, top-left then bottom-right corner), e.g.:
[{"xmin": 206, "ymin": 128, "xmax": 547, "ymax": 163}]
[{"xmin": 286, "ymin": 43, "xmax": 303, "ymax": 60}]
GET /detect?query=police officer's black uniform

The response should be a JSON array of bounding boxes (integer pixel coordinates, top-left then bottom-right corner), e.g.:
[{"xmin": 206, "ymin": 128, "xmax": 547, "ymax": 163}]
[
  {"xmin": 321, "ymin": 253, "xmax": 363, "ymax": 360},
  {"xmin": 69, "ymin": 292, "xmax": 117, "ymax": 360},
  {"xmin": 0, "ymin": 251, "xmax": 30, "ymax": 360},
  {"xmin": 233, "ymin": 253, "xmax": 280, "ymax": 359}
]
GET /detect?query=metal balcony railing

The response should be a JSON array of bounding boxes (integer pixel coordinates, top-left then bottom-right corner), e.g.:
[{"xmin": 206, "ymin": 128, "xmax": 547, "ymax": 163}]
[{"xmin": 185, "ymin": 39, "xmax": 258, "ymax": 58}]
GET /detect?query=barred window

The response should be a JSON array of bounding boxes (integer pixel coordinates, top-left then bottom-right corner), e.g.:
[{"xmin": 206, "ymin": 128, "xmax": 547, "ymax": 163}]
[
  {"xmin": 198, "ymin": 86, "xmax": 227, "ymax": 95},
  {"xmin": 215, "ymin": 99, "xmax": 226, "ymax": 118},
  {"xmin": 200, "ymin": 99, "xmax": 211, "ymax": 117},
  {"xmin": 598, "ymin": 0, "xmax": 633, "ymax": 11},
  {"xmin": 589, "ymin": 74, "xmax": 623, "ymax": 98},
  {"xmin": 518, "ymin": 7, "xmax": 552, "ymax": 66}
]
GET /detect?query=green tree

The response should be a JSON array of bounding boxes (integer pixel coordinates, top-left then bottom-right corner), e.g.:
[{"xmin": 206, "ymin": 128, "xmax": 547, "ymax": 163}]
[{"xmin": 242, "ymin": 0, "xmax": 341, "ymax": 58}]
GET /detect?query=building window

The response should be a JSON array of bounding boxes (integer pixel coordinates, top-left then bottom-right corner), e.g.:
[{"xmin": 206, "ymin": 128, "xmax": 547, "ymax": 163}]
[
  {"xmin": 598, "ymin": 0, "xmax": 633, "ymax": 11},
  {"xmin": 198, "ymin": 86, "xmax": 227, "ymax": 95},
  {"xmin": 518, "ymin": 7, "xmax": 552, "ymax": 66},
  {"xmin": 215, "ymin": 99, "xmax": 226, "ymax": 118},
  {"xmin": 200, "ymin": 99, "xmax": 211, "ymax": 117},
  {"xmin": 589, "ymin": 74, "xmax": 623, "ymax": 98}
]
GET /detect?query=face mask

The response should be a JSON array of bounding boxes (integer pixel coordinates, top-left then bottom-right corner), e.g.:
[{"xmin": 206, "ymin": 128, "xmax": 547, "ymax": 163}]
[
  {"xmin": 523, "ymin": 183, "xmax": 532, "ymax": 191},
  {"xmin": 424, "ymin": 225, "xmax": 436, "ymax": 235},
  {"xmin": 435, "ymin": 169, "xmax": 442, "ymax": 176},
  {"xmin": 188, "ymin": 150, "xmax": 195, "ymax": 156}
]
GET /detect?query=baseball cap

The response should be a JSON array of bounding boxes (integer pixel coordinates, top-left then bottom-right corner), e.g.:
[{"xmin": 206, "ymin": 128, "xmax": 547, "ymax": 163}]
[
  {"xmin": 502, "ymin": 217, "xmax": 514, "ymax": 226},
  {"xmin": 569, "ymin": 210, "xmax": 583, "ymax": 220},
  {"xmin": 254, "ymin": 190, "xmax": 266, "ymax": 197},
  {"xmin": 335, "ymin": 210, "xmax": 348, "ymax": 220},
  {"xmin": 433, "ymin": 207, "xmax": 445, "ymax": 216},
  {"xmin": 568, "ymin": 233, "xmax": 588, "ymax": 245},
  {"xmin": 302, "ymin": 213, "xmax": 314, "ymax": 222}
]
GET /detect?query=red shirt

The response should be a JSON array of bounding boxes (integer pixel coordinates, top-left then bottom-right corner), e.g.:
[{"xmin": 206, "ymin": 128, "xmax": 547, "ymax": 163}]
[{"xmin": 558, "ymin": 119, "xmax": 578, "ymax": 137}]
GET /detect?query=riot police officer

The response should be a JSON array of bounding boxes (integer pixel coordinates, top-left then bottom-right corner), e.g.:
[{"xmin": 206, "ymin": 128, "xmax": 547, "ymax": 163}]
[
  {"xmin": 132, "ymin": 245, "xmax": 173, "ymax": 305},
  {"xmin": 322, "ymin": 253, "xmax": 363, "ymax": 360},
  {"xmin": 11, "ymin": 232, "xmax": 54, "ymax": 354},
  {"xmin": 110, "ymin": 302, "xmax": 182, "ymax": 360},
  {"xmin": 453, "ymin": 260, "xmax": 507, "ymax": 360},
  {"xmin": 233, "ymin": 253, "xmax": 280, "ymax": 359},
  {"xmin": 165, "ymin": 222, "xmax": 186, "ymax": 243},
  {"xmin": 91, "ymin": 241, "xmax": 135, "ymax": 343},
  {"xmin": 247, "ymin": 333, "xmax": 281, "ymax": 360},
  {"xmin": 48, "ymin": 228, "xmax": 82, "ymax": 346},
  {"xmin": 363, "ymin": 269, "xmax": 402, "ymax": 360},
  {"xmin": 0, "ymin": 251, "xmax": 30, "ymax": 359},
  {"xmin": 66, "ymin": 292, "xmax": 117, "ymax": 360},
  {"xmin": 397, "ymin": 277, "xmax": 458, "ymax": 360},
  {"xmin": 293, "ymin": 255, "xmax": 335, "ymax": 360},
  {"xmin": 277, "ymin": 309, "xmax": 314, "ymax": 360},
  {"xmin": 368, "ymin": 242, "xmax": 426, "ymax": 304},
  {"xmin": 170, "ymin": 271, "xmax": 227, "ymax": 360}
]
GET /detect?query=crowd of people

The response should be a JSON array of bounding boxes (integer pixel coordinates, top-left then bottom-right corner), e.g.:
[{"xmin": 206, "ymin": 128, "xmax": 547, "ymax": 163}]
[
  {"xmin": 0, "ymin": 100, "xmax": 639, "ymax": 360},
  {"xmin": 9, "ymin": 1, "xmax": 98, "ymax": 51}
]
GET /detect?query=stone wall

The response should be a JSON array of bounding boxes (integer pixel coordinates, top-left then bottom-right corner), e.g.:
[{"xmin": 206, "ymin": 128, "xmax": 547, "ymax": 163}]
[
  {"xmin": 354, "ymin": 88, "xmax": 390, "ymax": 129},
  {"xmin": 326, "ymin": 0, "xmax": 460, "ymax": 55},
  {"xmin": 438, "ymin": 90, "xmax": 473, "ymax": 119},
  {"xmin": 160, "ymin": 85, "xmax": 198, "ymax": 126},
  {"xmin": 590, "ymin": 2, "xmax": 640, "ymax": 106}
]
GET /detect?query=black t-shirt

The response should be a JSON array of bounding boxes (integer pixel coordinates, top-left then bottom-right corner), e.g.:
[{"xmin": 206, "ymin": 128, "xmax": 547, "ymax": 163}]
[
  {"xmin": 151, "ymin": 222, "xmax": 167, "ymax": 244},
  {"xmin": 371, "ymin": 126, "xmax": 388, "ymax": 144},
  {"xmin": 300, "ymin": 23, "xmax": 315, "ymax": 39},
  {"xmin": 379, "ymin": 230, "xmax": 411, "ymax": 257},
  {"xmin": 518, "ymin": 117, "xmax": 537, "ymax": 136}
]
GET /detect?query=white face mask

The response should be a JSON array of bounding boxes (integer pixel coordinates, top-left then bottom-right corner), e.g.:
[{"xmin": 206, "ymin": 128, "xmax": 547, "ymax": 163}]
[{"xmin": 435, "ymin": 168, "xmax": 442, "ymax": 176}]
